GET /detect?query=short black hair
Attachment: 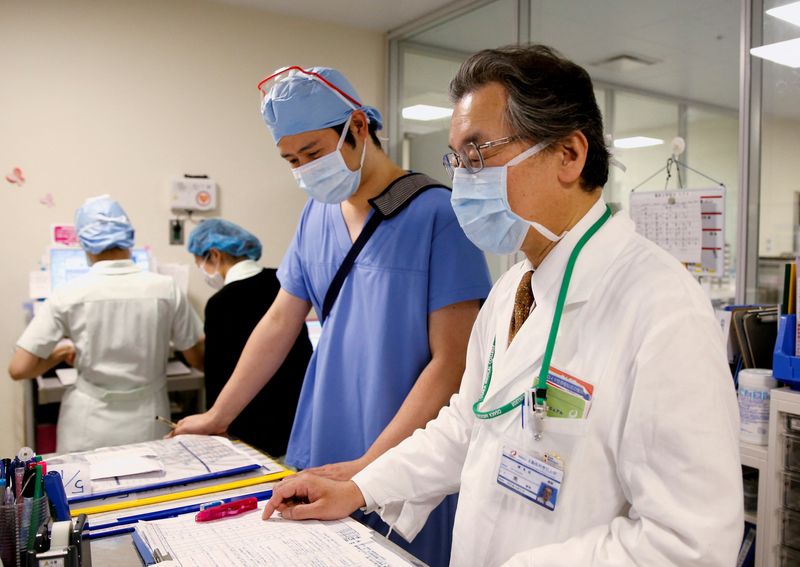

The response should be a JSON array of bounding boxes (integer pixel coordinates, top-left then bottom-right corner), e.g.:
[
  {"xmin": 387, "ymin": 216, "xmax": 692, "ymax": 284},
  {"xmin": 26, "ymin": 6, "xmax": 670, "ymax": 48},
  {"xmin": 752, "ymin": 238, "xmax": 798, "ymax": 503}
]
[
  {"xmin": 450, "ymin": 44, "xmax": 609, "ymax": 190},
  {"xmin": 331, "ymin": 119, "xmax": 382, "ymax": 149}
]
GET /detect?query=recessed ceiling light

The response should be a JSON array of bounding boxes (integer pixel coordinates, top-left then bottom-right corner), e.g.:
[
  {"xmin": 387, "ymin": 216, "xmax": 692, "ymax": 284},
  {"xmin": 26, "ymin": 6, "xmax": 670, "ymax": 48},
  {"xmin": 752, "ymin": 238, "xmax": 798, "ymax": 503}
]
[
  {"xmin": 767, "ymin": 1, "xmax": 800, "ymax": 27},
  {"xmin": 402, "ymin": 104, "xmax": 453, "ymax": 121},
  {"xmin": 613, "ymin": 136, "xmax": 664, "ymax": 149},
  {"xmin": 750, "ymin": 37, "xmax": 800, "ymax": 68}
]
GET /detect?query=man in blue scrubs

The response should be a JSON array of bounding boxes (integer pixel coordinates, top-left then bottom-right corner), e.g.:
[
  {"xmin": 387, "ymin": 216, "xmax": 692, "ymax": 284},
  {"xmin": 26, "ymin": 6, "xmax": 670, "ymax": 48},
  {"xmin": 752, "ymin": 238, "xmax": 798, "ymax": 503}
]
[{"xmin": 175, "ymin": 67, "xmax": 491, "ymax": 566}]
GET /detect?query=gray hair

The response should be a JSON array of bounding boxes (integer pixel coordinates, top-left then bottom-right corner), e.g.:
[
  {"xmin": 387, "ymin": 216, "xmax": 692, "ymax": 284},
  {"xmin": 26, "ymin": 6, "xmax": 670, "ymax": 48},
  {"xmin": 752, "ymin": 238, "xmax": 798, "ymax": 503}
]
[{"xmin": 449, "ymin": 44, "xmax": 609, "ymax": 190}]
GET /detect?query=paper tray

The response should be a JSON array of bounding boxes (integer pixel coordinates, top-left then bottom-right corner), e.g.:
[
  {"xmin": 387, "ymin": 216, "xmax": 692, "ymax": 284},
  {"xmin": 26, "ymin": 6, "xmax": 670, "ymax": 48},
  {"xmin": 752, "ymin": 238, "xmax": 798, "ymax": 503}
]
[{"xmin": 773, "ymin": 315, "xmax": 800, "ymax": 389}]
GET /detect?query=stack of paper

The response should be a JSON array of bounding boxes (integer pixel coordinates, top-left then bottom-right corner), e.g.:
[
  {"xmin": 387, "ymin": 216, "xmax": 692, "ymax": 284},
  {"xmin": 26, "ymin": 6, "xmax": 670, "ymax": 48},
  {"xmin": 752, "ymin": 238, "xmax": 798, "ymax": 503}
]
[{"xmin": 52, "ymin": 436, "xmax": 267, "ymax": 500}]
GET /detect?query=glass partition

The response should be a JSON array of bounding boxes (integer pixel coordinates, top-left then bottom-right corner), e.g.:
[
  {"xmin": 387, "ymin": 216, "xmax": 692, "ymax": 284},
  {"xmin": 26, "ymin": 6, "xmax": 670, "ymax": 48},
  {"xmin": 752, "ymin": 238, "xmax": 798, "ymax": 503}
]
[
  {"xmin": 389, "ymin": 0, "xmax": 741, "ymax": 293},
  {"xmin": 396, "ymin": 0, "xmax": 518, "ymax": 280},
  {"xmin": 755, "ymin": 0, "xmax": 800, "ymax": 303}
]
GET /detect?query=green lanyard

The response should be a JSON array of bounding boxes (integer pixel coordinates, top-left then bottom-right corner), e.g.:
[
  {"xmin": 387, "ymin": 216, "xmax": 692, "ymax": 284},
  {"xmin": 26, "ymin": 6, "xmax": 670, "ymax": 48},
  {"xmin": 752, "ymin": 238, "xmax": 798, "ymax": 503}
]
[{"xmin": 472, "ymin": 205, "xmax": 612, "ymax": 420}]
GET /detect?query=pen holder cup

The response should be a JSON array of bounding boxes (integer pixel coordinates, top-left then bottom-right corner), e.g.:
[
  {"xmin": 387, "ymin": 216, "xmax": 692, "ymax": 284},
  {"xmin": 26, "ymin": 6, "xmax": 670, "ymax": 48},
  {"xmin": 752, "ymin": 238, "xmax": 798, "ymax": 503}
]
[{"xmin": 0, "ymin": 496, "xmax": 50, "ymax": 567}]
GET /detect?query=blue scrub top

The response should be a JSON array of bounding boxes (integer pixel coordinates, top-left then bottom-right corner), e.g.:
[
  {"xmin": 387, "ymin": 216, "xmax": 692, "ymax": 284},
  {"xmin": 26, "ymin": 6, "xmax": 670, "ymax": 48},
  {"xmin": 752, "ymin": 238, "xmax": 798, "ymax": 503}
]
[{"xmin": 278, "ymin": 186, "xmax": 491, "ymax": 469}]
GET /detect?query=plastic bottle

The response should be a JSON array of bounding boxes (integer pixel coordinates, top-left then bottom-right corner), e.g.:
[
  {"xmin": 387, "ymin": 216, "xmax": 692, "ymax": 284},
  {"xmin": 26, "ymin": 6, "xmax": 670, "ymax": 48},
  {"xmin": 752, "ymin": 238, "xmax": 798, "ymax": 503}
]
[{"xmin": 738, "ymin": 368, "xmax": 778, "ymax": 445}]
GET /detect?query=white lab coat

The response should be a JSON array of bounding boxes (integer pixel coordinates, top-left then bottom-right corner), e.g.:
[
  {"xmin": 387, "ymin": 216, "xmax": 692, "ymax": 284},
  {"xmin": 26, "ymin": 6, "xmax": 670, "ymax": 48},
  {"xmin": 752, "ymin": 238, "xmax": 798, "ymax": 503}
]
[
  {"xmin": 17, "ymin": 260, "xmax": 203, "ymax": 452},
  {"xmin": 353, "ymin": 199, "xmax": 743, "ymax": 566}
]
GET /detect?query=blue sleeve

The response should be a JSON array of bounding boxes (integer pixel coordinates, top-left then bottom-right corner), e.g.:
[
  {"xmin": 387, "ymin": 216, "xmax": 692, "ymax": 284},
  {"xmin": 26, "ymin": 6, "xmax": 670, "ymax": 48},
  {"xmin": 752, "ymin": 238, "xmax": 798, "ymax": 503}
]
[
  {"xmin": 428, "ymin": 207, "xmax": 492, "ymax": 313},
  {"xmin": 277, "ymin": 202, "xmax": 312, "ymax": 302}
]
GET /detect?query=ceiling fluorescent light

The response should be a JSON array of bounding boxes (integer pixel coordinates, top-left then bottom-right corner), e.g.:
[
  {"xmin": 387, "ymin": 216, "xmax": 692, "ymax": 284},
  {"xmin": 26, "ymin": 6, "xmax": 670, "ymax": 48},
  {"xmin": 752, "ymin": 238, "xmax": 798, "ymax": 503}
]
[
  {"xmin": 402, "ymin": 104, "xmax": 453, "ymax": 121},
  {"xmin": 613, "ymin": 136, "xmax": 664, "ymax": 149},
  {"xmin": 750, "ymin": 37, "xmax": 800, "ymax": 68},
  {"xmin": 767, "ymin": 1, "xmax": 800, "ymax": 26}
]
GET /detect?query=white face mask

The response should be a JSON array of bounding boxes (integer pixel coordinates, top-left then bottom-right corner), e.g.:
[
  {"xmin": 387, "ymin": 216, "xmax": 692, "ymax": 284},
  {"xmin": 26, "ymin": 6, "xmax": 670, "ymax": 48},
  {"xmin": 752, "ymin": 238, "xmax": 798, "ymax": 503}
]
[
  {"xmin": 451, "ymin": 142, "xmax": 565, "ymax": 255},
  {"xmin": 198, "ymin": 258, "xmax": 224, "ymax": 290},
  {"xmin": 291, "ymin": 114, "xmax": 366, "ymax": 204}
]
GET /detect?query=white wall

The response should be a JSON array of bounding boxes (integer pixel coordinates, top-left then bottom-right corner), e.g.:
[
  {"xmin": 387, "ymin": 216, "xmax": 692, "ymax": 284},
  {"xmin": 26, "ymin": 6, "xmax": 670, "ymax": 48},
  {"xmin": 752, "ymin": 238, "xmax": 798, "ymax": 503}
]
[{"xmin": 0, "ymin": 0, "xmax": 385, "ymax": 454}]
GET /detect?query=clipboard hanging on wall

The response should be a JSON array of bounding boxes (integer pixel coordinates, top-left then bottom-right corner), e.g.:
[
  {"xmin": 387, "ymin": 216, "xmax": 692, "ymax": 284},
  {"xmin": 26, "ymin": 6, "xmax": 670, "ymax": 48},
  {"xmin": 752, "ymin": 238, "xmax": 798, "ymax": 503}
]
[{"xmin": 627, "ymin": 137, "xmax": 727, "ymax": 276}]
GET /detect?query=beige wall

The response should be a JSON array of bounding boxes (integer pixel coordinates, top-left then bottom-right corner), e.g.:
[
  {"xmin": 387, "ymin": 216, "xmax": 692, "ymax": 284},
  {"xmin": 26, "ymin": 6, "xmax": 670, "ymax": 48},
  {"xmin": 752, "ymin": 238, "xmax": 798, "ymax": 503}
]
[{"xmin": 0, "ymin": 0, "xmax": 385, "ymax": 454}]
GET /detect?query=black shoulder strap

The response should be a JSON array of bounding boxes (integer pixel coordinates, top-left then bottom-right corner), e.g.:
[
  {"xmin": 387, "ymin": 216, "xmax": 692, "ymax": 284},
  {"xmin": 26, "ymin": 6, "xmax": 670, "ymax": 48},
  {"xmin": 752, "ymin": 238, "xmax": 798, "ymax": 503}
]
[{"xmin": 321, "ymin": 172, "xmax": 447, "ymax": 324}]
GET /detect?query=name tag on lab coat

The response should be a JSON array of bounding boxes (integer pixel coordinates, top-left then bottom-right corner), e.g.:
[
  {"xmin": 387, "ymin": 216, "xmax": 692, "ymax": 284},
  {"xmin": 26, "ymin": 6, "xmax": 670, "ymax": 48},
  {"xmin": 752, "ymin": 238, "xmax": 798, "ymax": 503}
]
[{"xmin": 497, "ymin": 445, "xmax": 563, "ymax": 511}]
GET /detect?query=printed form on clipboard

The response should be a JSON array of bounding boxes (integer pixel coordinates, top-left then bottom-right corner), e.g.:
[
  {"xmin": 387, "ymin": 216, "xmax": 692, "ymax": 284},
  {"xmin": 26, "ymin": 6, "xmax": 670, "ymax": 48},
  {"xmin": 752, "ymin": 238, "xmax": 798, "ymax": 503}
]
[{"xmin": 133, "ymin": 503, "xmax": 420, "ymax": 566}]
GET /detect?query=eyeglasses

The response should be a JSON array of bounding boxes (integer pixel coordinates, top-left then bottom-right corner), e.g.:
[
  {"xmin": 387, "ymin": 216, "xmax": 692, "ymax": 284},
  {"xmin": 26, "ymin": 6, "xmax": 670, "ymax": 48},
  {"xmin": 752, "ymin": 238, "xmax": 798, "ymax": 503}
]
[{"xmin": 442, "ymin": 136, "xmax": 518, "ymax": 179}]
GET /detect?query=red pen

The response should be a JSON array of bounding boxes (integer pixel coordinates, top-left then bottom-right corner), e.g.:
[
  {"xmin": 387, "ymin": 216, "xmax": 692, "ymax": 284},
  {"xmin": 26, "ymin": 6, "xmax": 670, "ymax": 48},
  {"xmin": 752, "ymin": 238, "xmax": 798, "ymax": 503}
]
[{"xmin": 195, "ymin": 497, "xmax": 258, "ymax": 522}]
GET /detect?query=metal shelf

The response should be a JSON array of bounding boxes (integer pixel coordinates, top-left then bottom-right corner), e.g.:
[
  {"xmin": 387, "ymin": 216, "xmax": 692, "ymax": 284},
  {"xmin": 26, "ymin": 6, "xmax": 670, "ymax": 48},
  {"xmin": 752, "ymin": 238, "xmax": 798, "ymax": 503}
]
[{"xmin": 741, "ymin": 441, "xmax": 769, "ymax": 467}]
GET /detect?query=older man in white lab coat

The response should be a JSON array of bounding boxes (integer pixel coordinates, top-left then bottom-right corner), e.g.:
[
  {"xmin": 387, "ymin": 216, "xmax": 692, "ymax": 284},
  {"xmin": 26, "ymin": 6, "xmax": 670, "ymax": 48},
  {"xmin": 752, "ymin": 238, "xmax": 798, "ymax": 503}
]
[{"xmin": 262, "ymin": 44, "xmax": 743, "ymax": 566}]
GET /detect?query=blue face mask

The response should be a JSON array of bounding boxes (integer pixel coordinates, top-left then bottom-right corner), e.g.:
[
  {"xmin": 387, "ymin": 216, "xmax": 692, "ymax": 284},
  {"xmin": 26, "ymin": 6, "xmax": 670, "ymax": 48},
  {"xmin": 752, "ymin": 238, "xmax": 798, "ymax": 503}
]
[
  {"xmin": 450, "ymin": 141, "xmax": 565, "ymax": 255},
  {"xmin": 291, "ymin": 114, "xmax": 366, "ymax": 204}
]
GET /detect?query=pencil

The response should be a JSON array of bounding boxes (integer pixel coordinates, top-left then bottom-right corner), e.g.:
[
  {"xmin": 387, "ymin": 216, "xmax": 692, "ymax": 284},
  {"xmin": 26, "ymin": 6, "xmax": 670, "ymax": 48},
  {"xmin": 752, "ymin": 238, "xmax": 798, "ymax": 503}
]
[{"xmin": 155, "ymin": 415, "xmax": 178, "ymax": 429}]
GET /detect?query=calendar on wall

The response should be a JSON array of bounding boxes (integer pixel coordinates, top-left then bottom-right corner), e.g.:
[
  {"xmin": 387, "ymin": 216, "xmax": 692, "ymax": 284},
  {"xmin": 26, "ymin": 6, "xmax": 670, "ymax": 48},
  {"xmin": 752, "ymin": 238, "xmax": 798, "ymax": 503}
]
[{"xmin": 629, "ymin": 187, "xmax": 726, "ymax": 275}]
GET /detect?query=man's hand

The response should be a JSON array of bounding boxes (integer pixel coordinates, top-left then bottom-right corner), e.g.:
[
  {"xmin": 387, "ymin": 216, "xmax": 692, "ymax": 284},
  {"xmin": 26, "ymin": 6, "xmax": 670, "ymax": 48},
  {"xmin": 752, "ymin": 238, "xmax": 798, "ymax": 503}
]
[
  {"xmin": 170, "ymin": 411, "xmax": 227, "ymax": 438},
  {"xmin": 262, "ymin": 474, "xmax": 366, "ymax": 521},
  {"xmin": 304, "ymin": 458, "xmax": 368, "ymax": 481}
]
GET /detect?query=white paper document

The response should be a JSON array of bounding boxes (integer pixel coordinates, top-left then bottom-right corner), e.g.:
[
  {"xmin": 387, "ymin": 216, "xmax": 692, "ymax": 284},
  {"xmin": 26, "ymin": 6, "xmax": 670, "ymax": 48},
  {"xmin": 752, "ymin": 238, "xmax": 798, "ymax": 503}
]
[
  {"xmin": 54, "ymin": 435, "xmax": 272, "ymax": 496},
  {"xmin": 86, "ymin": 447, "xmax": 164, "ymax": 480},
  {"xmin": 686, "ymin": 187, "xmax": 727, "ymax": 275},
  {"xmin": 135, "ymin": 504, "xmax": 416, "ymax": 566},
  {"xmin": 629, "ymin": 189, "xmax": 703, "ymax": 264},
  {"xmin": 55, "ymin": 368, "xmax": 78, "ymax": 386}
]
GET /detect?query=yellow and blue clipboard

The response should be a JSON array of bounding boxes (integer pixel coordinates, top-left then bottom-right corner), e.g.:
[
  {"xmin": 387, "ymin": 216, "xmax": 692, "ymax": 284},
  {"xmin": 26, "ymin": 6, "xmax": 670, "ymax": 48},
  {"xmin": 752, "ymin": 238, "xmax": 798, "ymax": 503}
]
[
  {"xmin": 67, "ymin": 463, "xmax": 262, "ymax": 505},
  {"xmin": 71, "ymin": 468, "xmax": 293, "ymax": 517}
]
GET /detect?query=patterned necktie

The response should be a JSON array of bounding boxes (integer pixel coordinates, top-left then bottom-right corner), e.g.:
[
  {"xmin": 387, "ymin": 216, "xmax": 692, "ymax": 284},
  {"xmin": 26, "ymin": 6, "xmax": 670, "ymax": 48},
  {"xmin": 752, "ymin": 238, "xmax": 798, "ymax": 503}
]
[{"xmin": 508, "ymin": 270, "xmax": 535, "ymax": 346}]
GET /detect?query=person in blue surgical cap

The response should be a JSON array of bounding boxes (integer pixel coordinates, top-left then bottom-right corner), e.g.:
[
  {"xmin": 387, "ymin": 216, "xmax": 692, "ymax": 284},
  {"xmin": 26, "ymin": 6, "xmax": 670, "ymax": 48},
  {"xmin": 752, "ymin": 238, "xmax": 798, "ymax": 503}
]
[
  {"xmin": 173, "ymin": 66, "xmax": 492, "ymax": 566},
  {"xmin": 9, "ymin": 195, "xmax": 205, "ymax": 452},
  {"xmin": 187, "ymin": 219, "xmax": 312, "ymax": 457}
]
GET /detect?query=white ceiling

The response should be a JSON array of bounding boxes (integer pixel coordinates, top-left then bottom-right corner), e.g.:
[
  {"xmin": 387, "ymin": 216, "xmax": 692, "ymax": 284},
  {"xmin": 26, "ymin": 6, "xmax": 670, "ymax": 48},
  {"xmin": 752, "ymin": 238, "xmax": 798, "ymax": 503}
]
[
  {"xmin": 210, "ymin": 0, "xmax": 456, "ymax": 32},
  {"xmin": 213, "ymin": 0, "xmax": 799, "ymax": 125},
  {"xmin": 410, "ymin": 0, "xmax": 742, "ymax": 111}
]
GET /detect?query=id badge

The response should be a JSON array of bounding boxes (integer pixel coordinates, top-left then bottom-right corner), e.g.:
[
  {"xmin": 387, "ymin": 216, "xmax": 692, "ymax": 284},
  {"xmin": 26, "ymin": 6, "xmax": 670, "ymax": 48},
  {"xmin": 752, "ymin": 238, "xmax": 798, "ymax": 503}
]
[{"xmin": 496, "ymin": 444, "xmax": 563, "ymax": 511}]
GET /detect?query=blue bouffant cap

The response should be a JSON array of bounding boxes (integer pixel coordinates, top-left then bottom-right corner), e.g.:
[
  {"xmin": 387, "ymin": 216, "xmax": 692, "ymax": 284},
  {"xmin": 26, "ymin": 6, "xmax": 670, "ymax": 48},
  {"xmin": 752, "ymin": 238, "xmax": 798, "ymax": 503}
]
[
  {"xmin": 187, "ymin": 218, "xmax": 262, "ymax": 261},
  {"xmin": 260, "ymin": 66, "xmax": 383, "ymax": 143},
  {"xmin": 74, "ymin": 195, "xmax": 135, "ymax": 254}
]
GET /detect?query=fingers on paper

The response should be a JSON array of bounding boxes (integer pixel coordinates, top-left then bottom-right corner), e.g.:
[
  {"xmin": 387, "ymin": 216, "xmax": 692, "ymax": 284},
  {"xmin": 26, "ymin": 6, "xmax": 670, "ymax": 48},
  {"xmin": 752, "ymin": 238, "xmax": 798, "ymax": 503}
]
[{"xmin": 263, "ymin": 478, "xmax": 311, "ymax": 519}]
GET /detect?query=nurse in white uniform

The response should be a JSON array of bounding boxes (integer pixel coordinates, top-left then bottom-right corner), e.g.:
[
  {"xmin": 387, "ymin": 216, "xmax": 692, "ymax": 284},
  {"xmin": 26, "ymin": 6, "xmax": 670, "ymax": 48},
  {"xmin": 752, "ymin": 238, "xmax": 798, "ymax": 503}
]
[
  {"xmin": 261, "ymin": 45, "xmax": 744, "ymax": 566},
  {"xmin": 9, "ymin": 195, "xmax": 204, "ymax": 452}
]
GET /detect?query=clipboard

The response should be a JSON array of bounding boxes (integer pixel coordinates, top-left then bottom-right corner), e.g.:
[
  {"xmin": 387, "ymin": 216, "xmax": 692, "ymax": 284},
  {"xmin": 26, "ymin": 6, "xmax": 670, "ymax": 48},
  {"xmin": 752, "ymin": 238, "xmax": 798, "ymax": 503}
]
[
  {"xmin": 743, "ymin": 309, "xmax": 778, "ymax": 369},
  {"xmin": 729, "ymin": 305, "xmax": 778, "ymax": 369},
  {"xmin": 71, "ymin": 469, "xmax": 293, "ymax": 517},
  {"xmin": 67, "ymin": 463, "xmax": 261, "ymax": 504},
  {"xmin": 731, "ymin": 308, "xmax": 754, "ymax": 368},
  {"xmin": 132, "ymin": 531, "xmax": 156, "ymax": 565}
]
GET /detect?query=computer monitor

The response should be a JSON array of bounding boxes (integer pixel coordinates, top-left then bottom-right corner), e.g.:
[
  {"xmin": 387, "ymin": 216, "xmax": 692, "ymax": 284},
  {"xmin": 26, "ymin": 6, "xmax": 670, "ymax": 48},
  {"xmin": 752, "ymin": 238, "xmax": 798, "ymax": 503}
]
[{"xmin": 50, "ymin": 248, "xmax": 151, "ymax": 291}]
